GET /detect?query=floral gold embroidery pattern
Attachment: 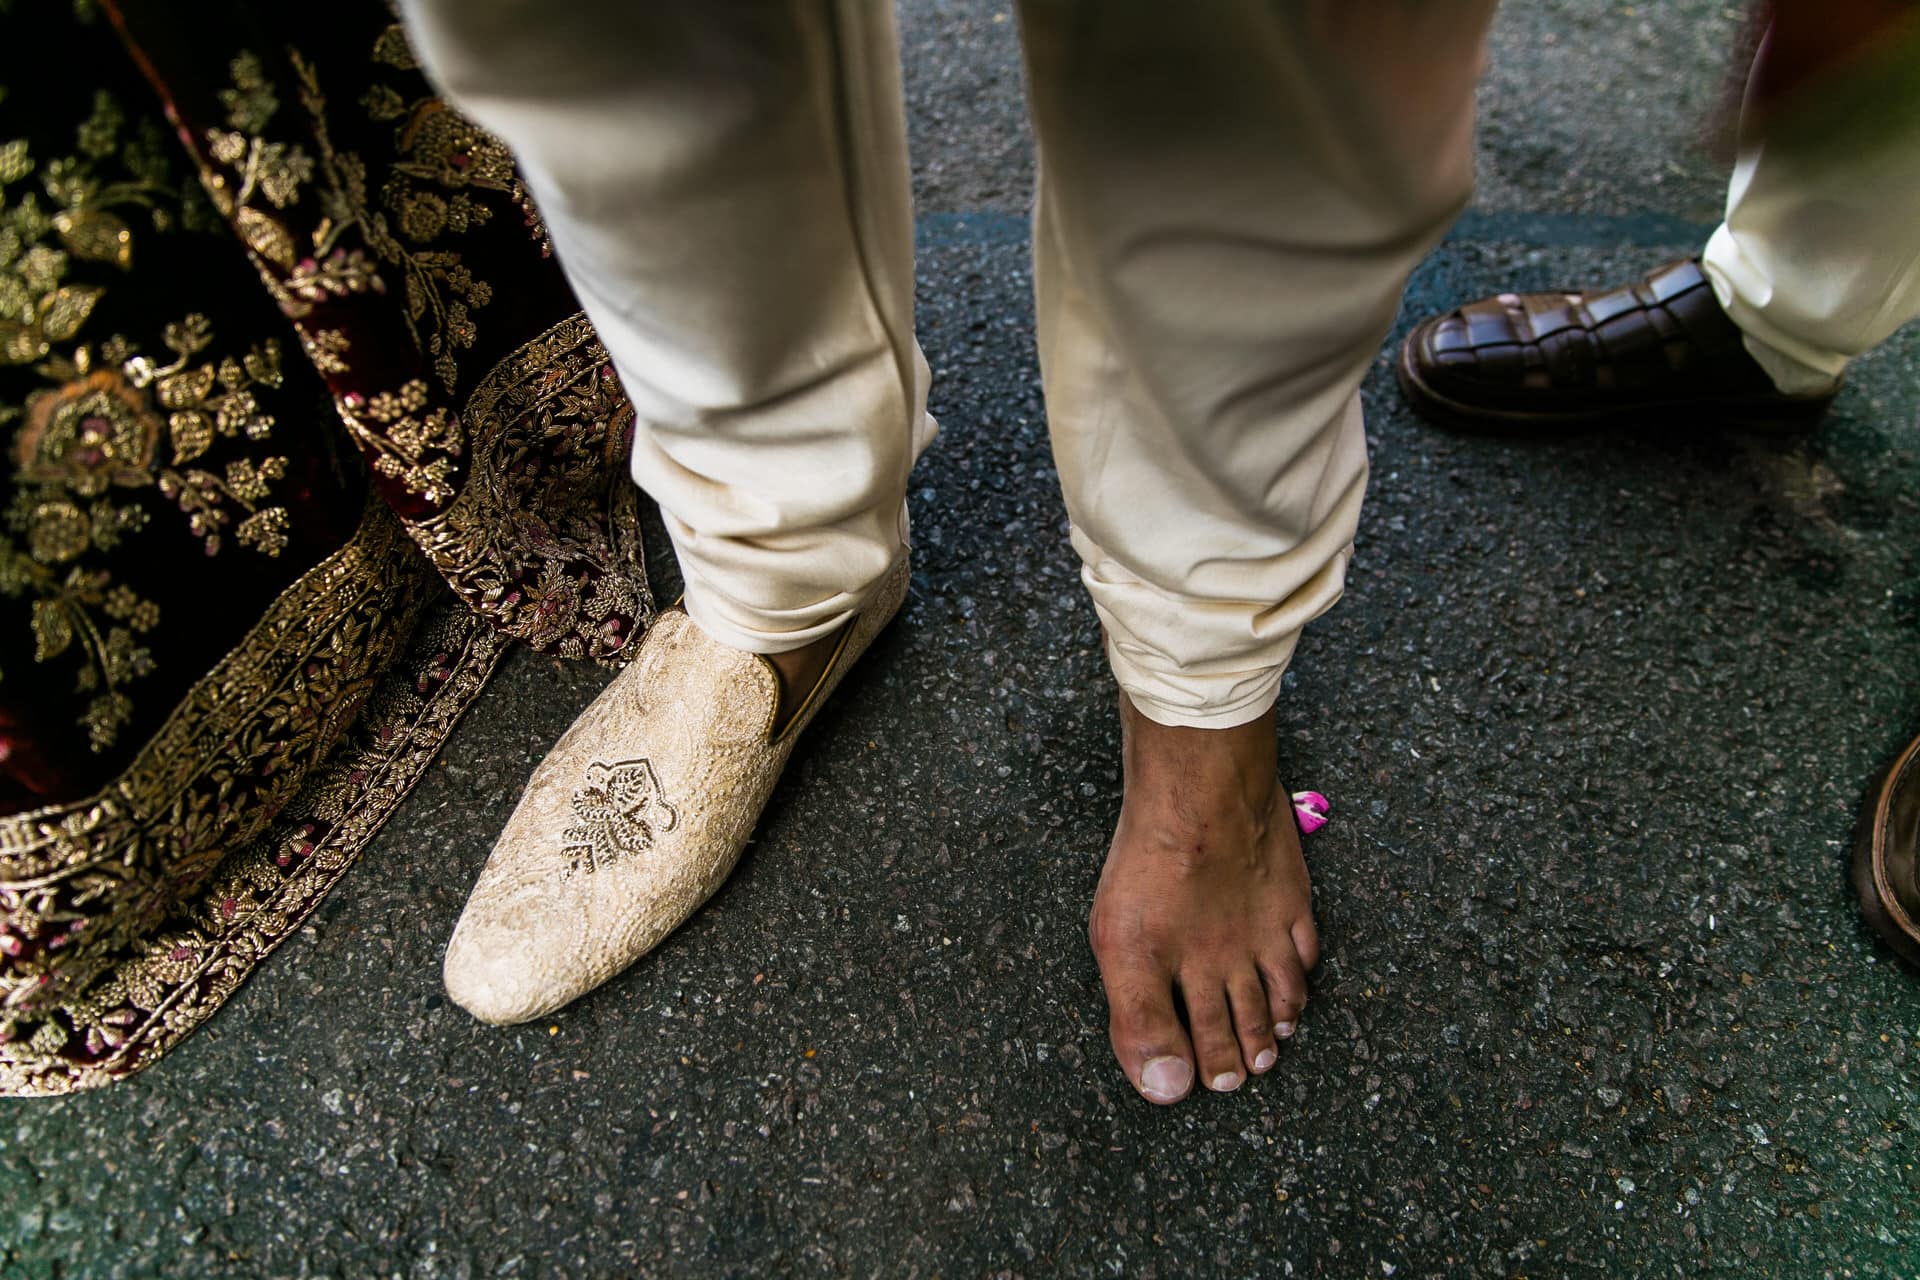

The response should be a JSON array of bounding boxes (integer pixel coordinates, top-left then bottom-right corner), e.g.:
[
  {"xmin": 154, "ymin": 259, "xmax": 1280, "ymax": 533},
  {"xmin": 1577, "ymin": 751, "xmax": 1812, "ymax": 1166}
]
[
  {"xmin": 0, "ymin": 500, "xmax": 427, "ymax": 1041},
  {"xmin": 339, "ymin": 377, "xmax": 460, "ymax": 507},
  {"xmin": 0, "ymin": 2, "xmax": 651, "ymax": 1095},
  {"xmin": 0, "ymin": 542, "xmax": 508, "ymax": 1094},
  {"xmin": 0, "ymin": 88, "xmax": 175, "ymax": 366},
  {"xmin": 0, "ymin": 88, "xmax": 294, "ymax": 751},
  {"xmin": 194, "ymin": 40, "xmax": 489, "ymax": 511},
  {"xmin": 411, "ymin": 313, "xmax": 649, "ymax": 660},
  {"xmin": 365, "ymin": 25, "xmax": 550, "ymax": 260},
  {"xmin": 204, "ymin": 35, "xmax": 527, "ymax": 402},
  {"xmin": 562, "ymin": 758, "xmax": 679, "ymax": 878},
  {"xmin": 166, "ymin": 35, "xmax": 648, "ymax": 668}
]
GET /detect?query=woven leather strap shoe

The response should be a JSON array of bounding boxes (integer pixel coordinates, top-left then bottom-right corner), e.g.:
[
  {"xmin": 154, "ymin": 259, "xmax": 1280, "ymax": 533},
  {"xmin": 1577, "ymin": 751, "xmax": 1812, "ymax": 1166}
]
[
  {"xmin": 1397, "ymin": 258, "xmax": 1836, "ymax": 434},
  {"xmin": 1855, "ymin": 733, "xmax": 1920, "ymax": 969}
]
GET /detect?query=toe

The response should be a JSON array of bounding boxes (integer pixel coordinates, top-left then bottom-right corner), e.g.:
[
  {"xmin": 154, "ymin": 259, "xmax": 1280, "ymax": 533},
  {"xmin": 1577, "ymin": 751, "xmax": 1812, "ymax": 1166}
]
[
  {"xmin": 1292, "ymin": 917, "xmax": 1321, "ymax": 973},
  {"xmin": 1258, "ymin": 945, "xmax": 1309, "ymax": 1041},
  {"xmin": 1229, "ymin": 971, "xmax": 1279, "ymax": 1073},
  {"xmin": 1184, "ymin": 979, "xmax": 1247, "ymax": 1092},
  {"xmin": 1098, "ymin": 951, "xmax": 1196, "ymax": 1105}
]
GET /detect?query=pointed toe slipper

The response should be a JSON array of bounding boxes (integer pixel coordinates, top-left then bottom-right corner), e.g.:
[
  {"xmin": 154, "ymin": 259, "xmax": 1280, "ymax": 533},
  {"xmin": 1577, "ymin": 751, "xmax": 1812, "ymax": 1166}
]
[{"xmin": 444, "ymin": 557, "xmax": 910, "ymax": 1024}]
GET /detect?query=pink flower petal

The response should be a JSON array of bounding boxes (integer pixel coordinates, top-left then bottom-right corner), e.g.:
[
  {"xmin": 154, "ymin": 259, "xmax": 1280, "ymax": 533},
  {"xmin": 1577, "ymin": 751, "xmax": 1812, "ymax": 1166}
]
[{"xmin": 1291, "ymin": 790, "xmax": 1330, "ymax": 835}]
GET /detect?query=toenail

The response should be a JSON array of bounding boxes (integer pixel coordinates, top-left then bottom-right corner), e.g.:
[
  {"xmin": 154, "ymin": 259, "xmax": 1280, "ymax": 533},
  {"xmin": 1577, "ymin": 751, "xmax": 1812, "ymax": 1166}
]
[
  {"xmin": 1210, "ymin": 1071, "xmax": 1243, "ymax": 1092},
  {"xmin": 1253, "ymin": 1048, "xmax": 1277, "ymax": 1072},
  {"xmin": 1274, "ymin": 1020, "xmax": 1296, "ymax": 1039},
  {"xmin": 1139, "ymin": 1056, "xmax": 1192, "ymax": 1102}
]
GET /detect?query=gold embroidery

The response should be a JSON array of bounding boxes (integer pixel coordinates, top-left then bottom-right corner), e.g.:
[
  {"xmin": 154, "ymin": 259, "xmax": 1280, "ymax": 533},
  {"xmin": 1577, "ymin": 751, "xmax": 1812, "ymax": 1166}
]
[
  {"xmin": 202, "ymin": 35, "xmax": 529, "ymax": 405},
  {"xmin": 200, "ymin": 56, "xmax": 361, "ymax": 322},
  {"xmin": 282, "ymin": 246, "xmax": 381, "ymax": 303},
  {"xmin": 17, "ymin": 368, "xmax": 160, "ymax": 496},
  {"xmin": 0, "ymin": 89, "xmax": 173, "ymax": 367},
  {"xmin": 370, "ymin": 22, "xmax": 548, "ymax": 262},
  {"xmin": 338, "ymin": 376, "xmax": 459, "ymax": 506},
  {"xmin": 0, "ymin": 9, "xmax": 645, "ymax": 1095},
  {"xmin": 562, "ymin": 758, "xmax": 678, "ymax": 878},
  {"xmin": 0, "ymin": 507, "xmax": 509, "ymax": 1095},
  {"xmin": 300, "ymin": 326, "xmax": 349, "ymax": 374},
  {"xmin": 0, "ymin": 499, "xmax": 426, "ymax": 1023},
  {"xmin": 0, "ymin": 95, "xmax": 294, "ymax": 750},
  {"xmin": 412, "ymin": 312, "xmax": 649, "ymax": 660}
]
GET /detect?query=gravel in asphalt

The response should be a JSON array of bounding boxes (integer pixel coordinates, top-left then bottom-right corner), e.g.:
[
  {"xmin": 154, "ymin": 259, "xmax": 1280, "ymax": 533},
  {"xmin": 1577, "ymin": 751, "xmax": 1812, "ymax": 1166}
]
[{"xmin": 5, "ymin": 4, "xmax": 1918, "ymax": 1277}]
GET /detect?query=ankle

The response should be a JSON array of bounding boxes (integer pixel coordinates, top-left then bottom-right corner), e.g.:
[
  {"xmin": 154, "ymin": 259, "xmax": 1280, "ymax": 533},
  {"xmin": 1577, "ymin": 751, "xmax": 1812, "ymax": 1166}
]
[{"xmin": 1118, "ymin": 694, "xmax": 1279, "ymax": 794}]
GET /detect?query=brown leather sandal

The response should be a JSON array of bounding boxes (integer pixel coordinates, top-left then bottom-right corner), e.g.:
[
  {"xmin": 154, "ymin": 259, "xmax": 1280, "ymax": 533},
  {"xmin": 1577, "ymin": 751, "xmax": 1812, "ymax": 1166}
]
[
  {"xmin": 1854, "ymin": 732, "xmax": 1920, "ymax": 969},
  {"xmin": 1397, "ymin": 258, "xmax": 1836, "ymax": 435}
]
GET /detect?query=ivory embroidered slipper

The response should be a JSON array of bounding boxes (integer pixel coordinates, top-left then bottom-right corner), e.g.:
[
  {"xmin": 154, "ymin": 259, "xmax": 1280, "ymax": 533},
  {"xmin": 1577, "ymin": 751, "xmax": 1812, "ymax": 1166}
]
[{"xmin": 443, "ymin": 556, "xmax": 911, "ymax": 1024}]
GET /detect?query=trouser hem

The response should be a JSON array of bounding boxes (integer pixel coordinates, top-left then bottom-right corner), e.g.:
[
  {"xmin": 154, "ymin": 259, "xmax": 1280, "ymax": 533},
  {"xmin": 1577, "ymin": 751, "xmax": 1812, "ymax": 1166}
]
[
  {"xmin": 1701, "ymin": 226, "xmax": 1850, "ymax": 396},
  {"xmin": 681, "ymin": 541, "xmax": 909, "ymax": 656}
]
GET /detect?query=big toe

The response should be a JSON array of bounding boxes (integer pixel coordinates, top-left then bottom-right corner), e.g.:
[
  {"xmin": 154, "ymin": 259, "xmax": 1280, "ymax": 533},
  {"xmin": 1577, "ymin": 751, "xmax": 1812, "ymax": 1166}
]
[{"xmin": 1100, "ymin": 952, "xmax": 1197, "ymax": 1105}]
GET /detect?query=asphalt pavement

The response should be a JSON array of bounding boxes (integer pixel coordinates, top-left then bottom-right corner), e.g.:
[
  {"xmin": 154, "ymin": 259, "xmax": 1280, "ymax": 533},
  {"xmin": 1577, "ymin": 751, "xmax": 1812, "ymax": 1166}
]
[{"xmin": 6, "ymin": 3, "xmax": 1919, "ymax": 1277}]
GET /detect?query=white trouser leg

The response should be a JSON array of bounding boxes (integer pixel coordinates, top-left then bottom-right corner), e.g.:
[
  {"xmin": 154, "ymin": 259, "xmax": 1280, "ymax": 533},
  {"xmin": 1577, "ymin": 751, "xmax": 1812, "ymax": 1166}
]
[
  {"xmin": 399, "ymin": 0, "xmax": 934, "ymax": 654},
  {"xmin": 1017, "ymin": 1, "xmax": 1497, "ymax": 727},
  {"xmin": 1702, "ymin": 15, "xmax": 1920, "ymax": 396}
]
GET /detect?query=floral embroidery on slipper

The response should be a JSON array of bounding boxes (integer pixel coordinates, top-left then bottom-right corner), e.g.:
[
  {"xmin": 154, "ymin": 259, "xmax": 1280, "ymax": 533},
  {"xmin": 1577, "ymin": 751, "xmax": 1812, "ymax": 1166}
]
[{"xmin": 560, "ymin": 757, "xmax": 678, "ymax": 877}]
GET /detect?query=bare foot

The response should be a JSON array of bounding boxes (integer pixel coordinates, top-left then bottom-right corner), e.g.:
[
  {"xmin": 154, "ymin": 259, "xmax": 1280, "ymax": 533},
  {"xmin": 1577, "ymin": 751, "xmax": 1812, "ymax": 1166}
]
[
  {"xmin": 1089, "ymin": 694, "xmax": 1320, "ymax": 1104},
  {"xmin": 763, "ymin": 628, "xmax": 846, "ymax": 736}
]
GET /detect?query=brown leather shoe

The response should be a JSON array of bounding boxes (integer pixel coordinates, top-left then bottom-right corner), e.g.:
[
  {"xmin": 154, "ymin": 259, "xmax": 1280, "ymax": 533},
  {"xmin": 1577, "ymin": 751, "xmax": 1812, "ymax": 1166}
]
[
  {"xmin": 1397, "ymin": 258, "xmax": 1836, "ymax": 434},
  {"xmin": 1855, "ymin": 733, "xmax": 1920, "ymax": 969}
]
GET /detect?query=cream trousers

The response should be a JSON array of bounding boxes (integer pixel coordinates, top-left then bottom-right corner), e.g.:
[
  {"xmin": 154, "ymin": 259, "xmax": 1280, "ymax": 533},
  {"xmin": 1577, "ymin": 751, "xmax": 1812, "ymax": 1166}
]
[
  {"xmin": 398, "ymin": 1, "xmax": 1495, "ymax": 727},
  {"xmin": 1703, "ymin": 14, "xmax": 1920, "ymax": 395}
]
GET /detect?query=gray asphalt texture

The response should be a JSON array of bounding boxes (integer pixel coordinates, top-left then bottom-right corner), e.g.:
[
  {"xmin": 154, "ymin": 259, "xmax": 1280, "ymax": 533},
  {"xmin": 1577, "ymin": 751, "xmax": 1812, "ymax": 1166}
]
[{"xmin": 7, "ymin": 3, "xmax": 1920, "ymax": 1277}]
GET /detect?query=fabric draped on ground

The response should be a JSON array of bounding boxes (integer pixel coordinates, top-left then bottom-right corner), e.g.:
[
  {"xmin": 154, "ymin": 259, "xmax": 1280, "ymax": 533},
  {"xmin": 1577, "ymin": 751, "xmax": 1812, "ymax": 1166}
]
[{"xmin": 0, "ymin": 0, "xmax": 653, "ymax": 1095}]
